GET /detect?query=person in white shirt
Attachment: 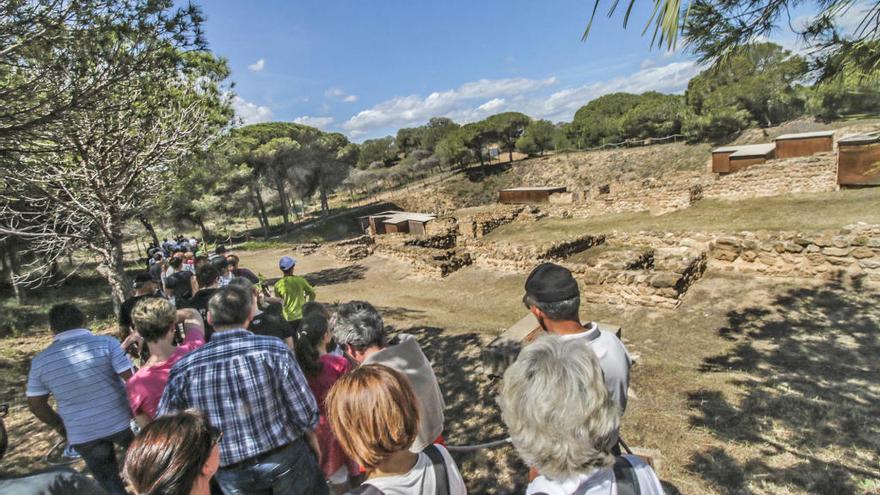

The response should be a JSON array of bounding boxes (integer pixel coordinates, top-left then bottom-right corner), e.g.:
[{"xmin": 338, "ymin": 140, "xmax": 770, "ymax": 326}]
[
  {"xmin": 325, "ymin": 364, "xmax": 467, "ymax": 495},
  {"xmin": 522, "ymin": 262, "xmax": 631, "ymax": 451},
  {"xmin": 499, "ymin": 336, "xmax": 664, "ymax": 495}
]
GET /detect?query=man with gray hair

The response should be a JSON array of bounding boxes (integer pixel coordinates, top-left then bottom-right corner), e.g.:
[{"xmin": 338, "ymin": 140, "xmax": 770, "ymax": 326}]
[
  {"xmin": 499, "ymin": 336, "xmax": 663, "ymax": 495},
  {"xmin": 330, "ymin": 300, "xmax": 446, "ymax": 452},
  {"xmin": 158, "ymin": 285, "xmax": 327, "ymax": 495},
  {"xmin": 523, "ymin": 262, "xmax": 632, "ymax": 452}
]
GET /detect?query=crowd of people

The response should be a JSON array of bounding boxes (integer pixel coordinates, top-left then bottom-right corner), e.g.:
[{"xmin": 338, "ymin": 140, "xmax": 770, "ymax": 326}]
[{"xmin": 22, "ymin": 244, "xmax": 667, "ymax": 495}]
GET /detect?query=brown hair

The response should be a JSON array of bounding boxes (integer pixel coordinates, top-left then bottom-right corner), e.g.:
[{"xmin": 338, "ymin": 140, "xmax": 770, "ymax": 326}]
[
  {"xmin": 326, "ymin": 364, "xmax": 420, "ymax": 469},
  {"xmin": 131, "ymin": 297, "xmax": 175, "ymax": 342},
  {"xmin": 124, "ymin": 409, "xmax": 219, "ymax": 495}
]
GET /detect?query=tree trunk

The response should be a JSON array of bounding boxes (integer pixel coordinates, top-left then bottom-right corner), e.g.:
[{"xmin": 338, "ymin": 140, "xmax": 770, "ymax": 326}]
[
  {"xmin": 252, "ymin": 184, "xmax": 270, "ymax": 239},
  {"xmin": 273, "ymin": 178, "xmax": 290, "ymax": 231},
  {"xmin": 3, "ymin": 242, "xmax": 25, "ymax": 304},
  {"xmin": 97, "ymin": 230, "xmax": 129, "ymax": 317},
  {"xmin": 320, "ymin": 186, "xmax": 330, "ymax": 214},
  {"xmin": 196, "ymin": 218, "xmax": 210, "ymax": 241},
  {"xmin": 137, "ymin": 214, "xmax": 160, "ymax": 247},
  {"xmin": 508, "ymin": 147, "xmax": 514, "ymax": 163}
]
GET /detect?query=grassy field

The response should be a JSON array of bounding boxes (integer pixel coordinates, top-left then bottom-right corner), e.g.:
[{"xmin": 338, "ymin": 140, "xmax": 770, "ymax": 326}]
[{"xmin": 485, "ymin": 188, "xmax": 880, "ymax": 245}]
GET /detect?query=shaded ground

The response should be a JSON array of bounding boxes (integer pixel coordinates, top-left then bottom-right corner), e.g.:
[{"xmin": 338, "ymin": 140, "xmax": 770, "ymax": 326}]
[{"xmin": 2, "ymin": 250, "xmax": 878, "ymax": 494}]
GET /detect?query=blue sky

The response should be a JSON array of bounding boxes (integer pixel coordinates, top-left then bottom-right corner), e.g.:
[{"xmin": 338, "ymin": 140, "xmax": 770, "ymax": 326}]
[{"xmin": 197, "ymin": 0, "xmax": 822, "ymax": 141}]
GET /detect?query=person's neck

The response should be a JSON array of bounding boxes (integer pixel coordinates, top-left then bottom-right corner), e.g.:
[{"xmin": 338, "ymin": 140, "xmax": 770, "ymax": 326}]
[
  {"xmin": 213, "ymin": 324, "xmax": 245, "ymax": 334},
  {"xmin": 189, "ymin": 476, "xmax": 211, "ymax": 495},
  {"xmin": 544, "ymin": 319, "xmax": 587, "ymax": 336},
  {"xmin": 360, "ymin": 345, "xmax": 384, "ymax": 360},
  {"xmin": 146, "ymin": 337, "xmax": 177, "ymax": 364},
  {"xmin": 134, "ymin": 289, "xmax": 152, "ymax": 297},
  {"xmin": 369, "ymin": 450, "xmax": 419, "ymax": 480}
]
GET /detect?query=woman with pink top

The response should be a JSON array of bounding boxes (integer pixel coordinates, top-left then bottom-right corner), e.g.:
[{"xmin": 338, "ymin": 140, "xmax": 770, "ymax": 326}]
[
  {"xmin": 126, "ymin": 299, "xmax": 205, "ymax": 427},
  {"xmin": 295, "ymin": 304, "xmax": 358, "ymax": 494}
]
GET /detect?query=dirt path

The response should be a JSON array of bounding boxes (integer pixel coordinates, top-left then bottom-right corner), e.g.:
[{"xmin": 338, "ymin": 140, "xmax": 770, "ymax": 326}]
[{"xmin": 2, "ymin": 247, "xmax": 878, "ymax": 494}]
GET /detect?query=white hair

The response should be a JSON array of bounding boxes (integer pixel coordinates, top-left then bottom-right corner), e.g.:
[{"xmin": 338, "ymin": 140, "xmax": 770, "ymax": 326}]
[
  {"xmin": 499, "ymin": 335, "xmax": 619, "ymax": 479},
  {"xmin": 330, "ymin": 300, "xmax": 386, "ymax": 351}
]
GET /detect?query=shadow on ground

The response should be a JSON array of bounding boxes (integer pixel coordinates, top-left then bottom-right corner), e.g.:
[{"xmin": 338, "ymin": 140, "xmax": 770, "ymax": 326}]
[
  {"xmin": 303, "ymin": 264, "xmax": 368, "ymax": 287},
  {"xmin": 389, "ymin": 325, "xmax": 526, "ymax": 494},
  {"xmin": 688, "ymin": 276, "xmax": 880, "ymax": 494}
]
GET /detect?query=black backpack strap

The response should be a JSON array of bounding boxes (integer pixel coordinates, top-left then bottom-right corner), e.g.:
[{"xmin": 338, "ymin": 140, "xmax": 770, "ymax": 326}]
[
  {"xmin": 613, "ymin": 456, "xmax": 641, "ymax": 495},
  {"xmin": 346, "ymin": 483, "xmax": 384, "ymax": 495},
  {"xmin": 423, "ymin": 444, "xmax": 450, "ymax": 495}
]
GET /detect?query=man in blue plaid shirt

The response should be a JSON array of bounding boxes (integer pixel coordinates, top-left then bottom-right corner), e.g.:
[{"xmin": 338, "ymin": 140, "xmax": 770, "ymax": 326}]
[{"xmin": 158, "ymin": 285, "xmax": 328, "ymax": 495}]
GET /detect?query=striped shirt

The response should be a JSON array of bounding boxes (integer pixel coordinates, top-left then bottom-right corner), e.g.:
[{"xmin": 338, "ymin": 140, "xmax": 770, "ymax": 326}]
[
  {"xmin": 157, "ymin": 329, "xmax": 319, "ymax": 467},
  {"xmin": 26, "ymin": 329, "xmax": 133, "ymax": 445}
]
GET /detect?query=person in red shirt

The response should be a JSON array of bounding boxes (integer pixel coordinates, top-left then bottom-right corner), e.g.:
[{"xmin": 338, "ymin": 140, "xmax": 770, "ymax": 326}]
[
  {"xmin": 126, "ymin": 299, "xmax": 205, "ymax": 427},
  {"xmin": 295, "ymin": 307, "xmax": 357, "ymax": 494}
]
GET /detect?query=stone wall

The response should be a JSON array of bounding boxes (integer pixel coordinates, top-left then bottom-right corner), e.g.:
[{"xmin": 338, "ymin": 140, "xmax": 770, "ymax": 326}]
[
  {"xmin": 707, "ymin": 225, "xmax": 880, "ymax": 281},
  {"xmin": 468, "ymin": 234, "xmax": 606, "ymax": 272},
  {"xmin": 702, "ymin": 153, "xmax": 837, "ymax": 200},
  {"xmin": 374, "ymin": 244, "xmax": 473, "ymax": 278}
]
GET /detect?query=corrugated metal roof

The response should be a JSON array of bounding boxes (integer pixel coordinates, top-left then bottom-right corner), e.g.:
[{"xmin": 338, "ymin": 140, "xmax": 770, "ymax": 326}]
[
  {"xmin": 775, "ymin": 130, "xmax": 835, "ymax": 140},
  {"xmin": 729, "ymin": 143, "xmax": 776, "ymax": 158}
]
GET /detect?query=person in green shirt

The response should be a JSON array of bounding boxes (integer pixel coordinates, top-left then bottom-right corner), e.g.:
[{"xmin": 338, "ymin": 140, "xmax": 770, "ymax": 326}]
[{"xmin": 272, "ymin": 256, "xmax": 316, "ymax": 331}]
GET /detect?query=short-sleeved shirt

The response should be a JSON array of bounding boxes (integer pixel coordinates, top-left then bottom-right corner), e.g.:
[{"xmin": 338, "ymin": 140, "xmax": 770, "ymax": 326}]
[
  {"xmin": 526, "ymin": 455, "xmax": 665, "ymax": 495},
  {"xmin": 249, "ymin": 310, "xmax": 293, "ymax": 342},
  {"xmin": 558, "ymin": 323, "xmax": 631, "ymax": 414},
  {"xmin": 26, "ymin": 329, "xmax": 133, "ymax": 445},
  {"xmin": 365, "ymin": 445, "xmax": 467, "ymax": 495},
  {"xmin": 233, "ymin": 268, "xmax": 259, "ymax": 284},
  {"xmin": 157, "ymin": 329, "xmax": 319, "ymax": 467},
  {"xmin": 126, "ymin": 326, "xmax": 205, "ymax": 420},
  {"xmin": 165, "ymin": 270, "xmax": 194, "ymax": 301},
  {"xmin": 273, "ymin": 275, "xmax": 316, "ymax": 321}
]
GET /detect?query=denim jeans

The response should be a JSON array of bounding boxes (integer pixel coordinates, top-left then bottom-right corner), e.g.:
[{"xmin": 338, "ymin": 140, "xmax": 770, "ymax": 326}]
[
  {"xmin": 214, "ymin": 438, "xmax": 328, "ymax": 495},
  {"xmin": 72, "ymin": 427, "xmax": 134, "ymax": 495}
]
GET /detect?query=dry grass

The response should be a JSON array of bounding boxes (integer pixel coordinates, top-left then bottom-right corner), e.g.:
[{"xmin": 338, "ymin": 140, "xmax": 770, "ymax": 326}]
[{"xmin": 485, "ymin": 188, "xmax": 880, "ymax": 245}]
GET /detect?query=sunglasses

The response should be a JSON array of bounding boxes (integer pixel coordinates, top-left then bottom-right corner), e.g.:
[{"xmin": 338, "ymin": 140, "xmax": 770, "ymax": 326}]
[{"xmin": 208, "ymin": 426, "xmax": 223, "ymax": 447}]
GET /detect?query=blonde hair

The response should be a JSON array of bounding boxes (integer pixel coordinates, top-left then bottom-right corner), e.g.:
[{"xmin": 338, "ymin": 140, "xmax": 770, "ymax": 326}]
[
  {"xmin": 131, "ymin": 297, "xmax": 175, "ymax": 342},
  {"xmin": 499, "ymin": 335, "xmax": 619, "ymax": 479},
  {"xmin": 326, "ymin": 364, "xmax": 420, "ymax": 469}
]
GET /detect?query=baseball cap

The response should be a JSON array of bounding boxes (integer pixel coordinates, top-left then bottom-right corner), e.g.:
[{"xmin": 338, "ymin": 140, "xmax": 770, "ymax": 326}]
[
  {"xmin": 524, "ymin": 262, "xmax": 579, "ymax": 302},
  {"xmin": 279, "ymin": 256, "xmax": 296, "ymax": 271}
]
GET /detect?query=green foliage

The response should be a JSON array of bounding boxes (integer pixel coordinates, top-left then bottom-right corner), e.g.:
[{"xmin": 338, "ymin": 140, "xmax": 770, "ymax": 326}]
[
  {"xmin": 807, "ymin": 68, "xmax": 880, "ymax": 121},
  {"xmin": 395, "ymin": 128, "xmax": 422, "ymax": 155},
  {"xmin": 356, "ymin": 136, "xmax": 398, "ymax": 168},
  {"xmin": 516, "ymin": 120, "xmax": 556, "ymax": 155},
  {"xmin": 421, "ymin": 117, "xmax": 460, "ymax": 152},
  {"xmin": 572, "ymin": 93, "xmax": 643, "ymax": 147},
  {"xmin": 686, "ymin": 43, "xmax": 807, "ymax": 128},
  {"xmin": 484, "ymin": 112, "xmax": 531, "ymax": 159},
  {"xmin": 435, "ymin": 130, "xmax": 472, "ymax": 168},
  {"xmin": 681, "ymin": 106, "xmax": 751, "ymax": 142},
  {"xmin": 620, "ymin": 93, "xmax": 686, "ymax": 138}
]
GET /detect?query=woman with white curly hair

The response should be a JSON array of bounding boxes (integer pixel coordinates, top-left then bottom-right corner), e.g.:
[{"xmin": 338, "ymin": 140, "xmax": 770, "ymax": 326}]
[{"xmin": 499, "ymin": 336, "xmax": 665, "ymax": 495}]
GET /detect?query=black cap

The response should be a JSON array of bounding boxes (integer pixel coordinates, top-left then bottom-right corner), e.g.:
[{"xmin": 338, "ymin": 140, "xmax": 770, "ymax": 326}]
[
  {"xmin": 524, "ymin": 262, "xmax": 579, "ymax": 302},
  {"xmin": 215, "ymin": 245, "xmax": 227, "ymax": 254},
  {"xmin": 133, "ymin": 272, "xmax": 154, "ymax": 288}
]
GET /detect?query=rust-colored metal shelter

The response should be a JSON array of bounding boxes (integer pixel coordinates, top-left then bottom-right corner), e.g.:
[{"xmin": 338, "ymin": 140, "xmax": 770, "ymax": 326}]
[
  {"xmin": 498, "ymin": 186, "xmax": 567, "ymax": 204},
  {"xmin": 710, "ymin": 146, "xmax": 741, "ymax": 173},
  {"xmin": 837, "ymin": 133, "xmax": 880, "ymax": 186},
  {"xmin": 774, "ymin": 131, "xmax": 834, "ymax": 158},
  {"xmin": 728, "ymin": 143, "xmax": 777, "ymax": 172},
  {"xmin": 360, "ymin": 211, "xmax": 436, "ymax": 236}
]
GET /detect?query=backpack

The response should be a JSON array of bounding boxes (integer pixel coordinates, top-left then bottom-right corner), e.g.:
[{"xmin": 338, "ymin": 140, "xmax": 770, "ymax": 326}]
[
  {"xmin": 346, "ymin": 444, "xmax": 450, "ymax": 495},
  {"xmin": 532, "ymin": 456, "xmax": 641, "ymax": 495}
]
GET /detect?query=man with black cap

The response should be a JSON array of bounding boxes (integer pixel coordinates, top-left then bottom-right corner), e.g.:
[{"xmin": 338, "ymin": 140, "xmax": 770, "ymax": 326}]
[
  {"xmin": 523, "ymin": 262, "xmax": 632, "ymax": 448},
  {"xmin": 119, "ymin": 272, "xmax": 162, "ymax": 344}
]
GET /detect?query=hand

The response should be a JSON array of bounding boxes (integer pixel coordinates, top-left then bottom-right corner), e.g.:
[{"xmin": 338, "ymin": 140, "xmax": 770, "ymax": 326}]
[{"xmin": 121, "ymin": 331, "xmax": 143, "ymax": 353}]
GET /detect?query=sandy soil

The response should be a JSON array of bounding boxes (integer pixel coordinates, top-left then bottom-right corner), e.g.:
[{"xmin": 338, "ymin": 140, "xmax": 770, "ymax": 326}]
[{"xmin": 2, "ymin": 248, "xmax": 878, "ymax": 494}]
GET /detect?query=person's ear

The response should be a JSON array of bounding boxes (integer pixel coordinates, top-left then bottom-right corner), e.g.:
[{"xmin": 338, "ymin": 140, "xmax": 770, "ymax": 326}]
[
  {"xmin": 528, "ymin": 304, "xmax": 544, "ymax": 320},
  {"xmin": 207, "ymin": 311, "xmax": 214, "ymax": 327}
]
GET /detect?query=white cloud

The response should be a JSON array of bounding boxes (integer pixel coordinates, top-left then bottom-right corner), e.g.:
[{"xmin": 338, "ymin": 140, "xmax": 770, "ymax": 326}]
[
  {"xmin": 340, "ymin": 76, "xmax": 558, "ymax": 134},
  {"xmin": 248, "ymin": 58, "xmax": 265, "ymax": 72},
  {"xmin": 232, "ymin": 96, "xmax": 273, "ymax": 124},
  {"xmin": 339, "ymin": 62, "xmax": 700, "ymax": 138},
  {"xmin": 325, "ymin": 87, "xmax": 359, "ymax": 103},
  {"xmin": 293, "ymin": 115, "xmax": 335, "ymax": 129},
  {"xmin": 640, "ymin": 58, "xmax": 657, "ymax": 69}
]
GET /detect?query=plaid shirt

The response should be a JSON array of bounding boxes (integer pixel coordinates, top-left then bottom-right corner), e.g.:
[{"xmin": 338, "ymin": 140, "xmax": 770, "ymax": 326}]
[{"xmin": 157, "ymin": 329, "xmax": 318, "ymax": 466}]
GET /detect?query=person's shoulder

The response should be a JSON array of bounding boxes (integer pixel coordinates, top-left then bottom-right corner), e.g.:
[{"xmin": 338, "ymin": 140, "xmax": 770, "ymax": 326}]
[
  {"xmin": 525, "ymin": 475, "xmax": 569, "ymax": 495},
  {"xmin": 321, "ymin": 354, "xmax": 350, "ymax": 373}
]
